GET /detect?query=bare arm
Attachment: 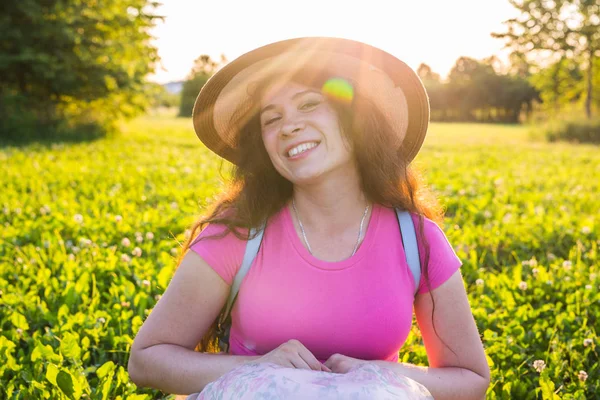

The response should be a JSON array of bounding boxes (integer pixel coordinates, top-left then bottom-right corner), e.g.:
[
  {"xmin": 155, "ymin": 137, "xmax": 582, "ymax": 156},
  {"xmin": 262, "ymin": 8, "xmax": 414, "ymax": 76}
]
[
  {"xmin": 371, "ymin": 271, "xmax": 489, "ymax": 400},
  {"xmin": 127, "ymin": 250, "xmax": 260, "ymax": 395}
]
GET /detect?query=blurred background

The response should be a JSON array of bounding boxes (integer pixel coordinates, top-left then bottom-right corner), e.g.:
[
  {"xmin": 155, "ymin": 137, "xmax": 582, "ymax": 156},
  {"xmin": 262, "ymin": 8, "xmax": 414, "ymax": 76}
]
[{"xmin": 1, "ymin": 0, "xmax": 599, "ymax": 142}]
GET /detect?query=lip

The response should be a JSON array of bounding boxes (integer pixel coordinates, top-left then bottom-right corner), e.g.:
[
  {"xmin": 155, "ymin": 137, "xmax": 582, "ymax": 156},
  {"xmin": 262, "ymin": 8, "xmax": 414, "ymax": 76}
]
[{"xmin": 283, "ymin": 140, "xmax": 321, "ymax": 157}]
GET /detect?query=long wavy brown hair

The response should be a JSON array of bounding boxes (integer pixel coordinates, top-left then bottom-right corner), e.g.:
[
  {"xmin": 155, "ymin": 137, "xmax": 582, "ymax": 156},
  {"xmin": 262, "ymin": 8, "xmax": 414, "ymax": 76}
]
[{"xmin": 176, "ymin": 69, "xmax": 458, "ymax": 359}]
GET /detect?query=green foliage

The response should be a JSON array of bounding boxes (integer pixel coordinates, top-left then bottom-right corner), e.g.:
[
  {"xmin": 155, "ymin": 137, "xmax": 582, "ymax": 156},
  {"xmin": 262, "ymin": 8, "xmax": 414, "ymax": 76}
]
[
  {"xmin": 146, "ymin": 83, "xmax": 181, "ymax": 109},
  {"xmin": 178, "ymin": 55, "xmax": 226, "ymax": 117},
  {"xmin": 493, "ymin": 0, "xmax": 600, "ymax": 118},
  {"xmin": 419, "ymin": 59, "xmax": 538, "ymax": 123},
  {"xmin": 0, "ymin": 0, "xmax": 162, "ymax": 140},
  {"xmin": 536, "ymin": 117, "xmax": 600, "ymax": 144},
  {"xmin": 178, "ymin": 73, "xmax": 211, "ymax": 118},
  {"xmin": 0, "ymin": 116, "xmax": 598, "ymax": 398}
]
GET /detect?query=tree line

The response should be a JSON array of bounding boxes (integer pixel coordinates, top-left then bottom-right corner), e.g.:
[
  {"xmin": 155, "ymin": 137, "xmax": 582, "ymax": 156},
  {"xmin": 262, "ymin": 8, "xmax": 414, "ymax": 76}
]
[{"xmin": 1, "ymin": 0, "xmax": 598, "ymax": 141}]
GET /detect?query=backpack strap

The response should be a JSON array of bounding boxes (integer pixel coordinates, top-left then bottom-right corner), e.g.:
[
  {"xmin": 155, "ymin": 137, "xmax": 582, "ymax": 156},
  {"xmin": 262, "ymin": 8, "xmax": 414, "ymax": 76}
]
[
  {"xmin": 218, "ymin": 222, "xmax": 266, "ymax": 327},
  {"xmin": 395, "ymin": 209, "xmax": 422, "ymax": 296}
]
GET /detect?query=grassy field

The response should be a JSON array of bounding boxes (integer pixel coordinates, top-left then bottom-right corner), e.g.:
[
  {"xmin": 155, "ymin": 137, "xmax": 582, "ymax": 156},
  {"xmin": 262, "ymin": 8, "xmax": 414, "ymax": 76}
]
[{"xmin": 1, "ymin": 114, "xmax": 598, "ymax": 399}]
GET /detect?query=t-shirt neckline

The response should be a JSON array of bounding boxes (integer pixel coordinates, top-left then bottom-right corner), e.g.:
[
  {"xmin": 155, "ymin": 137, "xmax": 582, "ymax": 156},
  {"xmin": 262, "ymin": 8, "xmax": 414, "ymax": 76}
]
[{"xmin": 282, "ymin": 202, "xmax": 381, "ymax": 270}]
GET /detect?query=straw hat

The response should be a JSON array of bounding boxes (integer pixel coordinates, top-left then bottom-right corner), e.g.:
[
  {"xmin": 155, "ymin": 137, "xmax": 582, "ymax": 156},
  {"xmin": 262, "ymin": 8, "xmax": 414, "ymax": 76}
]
[{"xmin": 192, "ymin": 37, "xmax": 429, "ymax": 165}]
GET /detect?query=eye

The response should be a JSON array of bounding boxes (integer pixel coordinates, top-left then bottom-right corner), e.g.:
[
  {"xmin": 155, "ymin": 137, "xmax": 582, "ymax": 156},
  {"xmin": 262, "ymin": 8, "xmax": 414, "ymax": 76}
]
[
  {"xmin": 300, "ymin": 101, "xmax": 320, "ymax": 111},
  {"xmin": 263, "ymin": 116, "xmax": 281, "ymax": 126}
]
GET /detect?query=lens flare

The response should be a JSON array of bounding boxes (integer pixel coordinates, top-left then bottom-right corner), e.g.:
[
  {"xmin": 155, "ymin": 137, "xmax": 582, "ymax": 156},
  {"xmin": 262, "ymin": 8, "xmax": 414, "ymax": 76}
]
[{"xmin": 322, "ymin": 78, "xmax": 354, "ymax": 104}]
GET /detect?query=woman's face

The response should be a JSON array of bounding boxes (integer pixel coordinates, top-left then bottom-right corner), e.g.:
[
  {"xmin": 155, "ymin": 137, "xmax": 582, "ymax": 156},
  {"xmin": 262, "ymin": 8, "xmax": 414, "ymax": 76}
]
[{"xmin": 259, "ymin": 81, "xmax": 354, "ymax": 184}]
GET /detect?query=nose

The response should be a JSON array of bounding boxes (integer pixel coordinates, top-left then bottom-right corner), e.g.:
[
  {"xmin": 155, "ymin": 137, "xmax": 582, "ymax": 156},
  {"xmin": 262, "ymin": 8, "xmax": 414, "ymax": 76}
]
[{"xmin": 280, "ymin": 118, "xmax": 305, "ymax": 137}]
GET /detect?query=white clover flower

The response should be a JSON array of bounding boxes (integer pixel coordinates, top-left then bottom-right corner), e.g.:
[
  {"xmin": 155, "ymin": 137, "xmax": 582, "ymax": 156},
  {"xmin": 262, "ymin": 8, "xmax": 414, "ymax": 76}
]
[
  {"xmin": 484, "ymin": 210, "xmax": 492, "ymax": 219},
  {"xmin": 590, "ymin": 273, "xmax": 597, "ymax": 281},
  {"xmin": 136, "ymin": 235, "xmax": 143, "ymax": 243},
  {"xmin": 183, "ymin": 166, "xmax": 193, "ymax": 174},
  {"xmin": 79, "ymin": 238, "xmax": 92, "ymax": 247},
  {"xmin": 74, "ymin": 214, "xmax": 83, "ymax": 223},
  {"xmin": 132, "ymin": 247, "xmax": 142, "ymax": 257},
  {"xmin": 564, "ymin": 277, "xmax": 571, "ymax": 282},
  {"xmin": 585, "ymin": 285, "xmax": 592, "ymax": 290},
  {"xmin": 581, "ymin": 226, "xmax": 591, "ymax": 234},
  {"xmin": 458, "ymin": 189, "xmax": 466, "ymax": 196},
  {"xmin": 563, "ymin": 260, "xmax": 572, "ymax": 270},
  {"xmin": 502, "ymin": 213, "xmax": 512, "ymax": 223},
  {"xmin": 115, "ymin": 215, "xmax": 123, "ymax": 223},
  {"xmin": 184, "ymin": 229, "xmax": 192, "ymax": 238},
  {"xmin": 522, "ymin": 260, "xmax": 530, "ymax": 266},
  {"xmin": 146, "ymin": 232, "xmax": 154, "ymax": 240},
  {"xmin": 583, "ymin": 338, "xmax": 593, "ymax": 347},
  {"xmin": 15, "ymin": 207, "xmax": 22, "ymax": 214},
  {"xmin": 533, "ymin": 360, "xmax": 546, "ymax": 373},
  {"xmin": 578, "ymin": 370, "xmax": 588, "ymax": 382},
  {"xmin": 68, "ymin": 254, "xmax": 76, "ymax": 261},
  {"xmin": 532, "ymin": 268, "xmax": 539, "ymax": 277},
  {"xmin": 121, "ymin": 254, "xmax": 131, "ymax": 263},
  {"xmin": 154, "ymin": 294, "xmax": 162, "ymax": 301},
  {"xmin": 519, "ymin": 281, "xmax": 528, "ymax": 291},
  {"xmin": 121, "ymin": 237, "xmax": 131, "ymax": 247},
  {"xmin": 170, "ymin": 248, "xmax": 179, "ymax": 256},
  {"xmin": 547, "ymin": 253, "xmax": 556, "ymax": 261},
  {"xmin": 16, "ymin": 257, "xmax": 23, "ymax": 264},
  {"xmin": 170, "ymin": 202, "xmax": 178, "ymax": 209},
  {"xmin": 141, "ymin": 195, "xmax": 147, "ymax": 201},
  {"xmin": 71, "ymin": 246, "xmax": 80, "ymax": 254},
  {"xmin": 16, "ymin": 328, "xmax": 23, "ymax": 335},
  {"xmin": 97, "ymin": 317, "xmax": 106, "ymax": 324},
  {"xmin": 476, "ymin": 279, "xmax": 484, "ymax": 287},
  {"xmin": 66, "ymin": 240, "xmax": 73, "ymax": 248},
  {"xmin": 534, "ymin": 206, "xmax": 544, "ymax": 215},
  {"xmin": 142, "ymin": 279, "xmax": 150, "ymax": 287},
  {"xmin": 529, "ymin": 258, "xmax": 538, "ymax": 267}
]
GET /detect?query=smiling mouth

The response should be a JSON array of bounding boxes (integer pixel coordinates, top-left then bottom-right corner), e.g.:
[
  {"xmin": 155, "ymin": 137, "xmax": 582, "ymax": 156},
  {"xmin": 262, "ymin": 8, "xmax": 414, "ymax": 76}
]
[{"xmin": 286, "ymin": 141, "xmax": 320, "ymax": 158}]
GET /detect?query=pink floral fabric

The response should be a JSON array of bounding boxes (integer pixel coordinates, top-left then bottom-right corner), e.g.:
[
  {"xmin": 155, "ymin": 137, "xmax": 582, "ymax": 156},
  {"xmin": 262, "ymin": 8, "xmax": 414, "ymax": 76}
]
[{"xmin": 186, "ymin": 362, "xmax": 433, "ymax": 400}]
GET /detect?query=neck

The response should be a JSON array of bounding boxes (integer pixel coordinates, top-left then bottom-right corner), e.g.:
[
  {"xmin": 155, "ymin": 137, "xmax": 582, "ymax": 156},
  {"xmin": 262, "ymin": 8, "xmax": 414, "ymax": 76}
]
[{"xmin": 290, "ymin": 167, "xmax": 370, "ymax": 235}]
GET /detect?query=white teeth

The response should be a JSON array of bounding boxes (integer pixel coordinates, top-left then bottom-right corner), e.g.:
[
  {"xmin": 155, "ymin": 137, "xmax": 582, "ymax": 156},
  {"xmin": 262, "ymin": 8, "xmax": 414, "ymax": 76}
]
[{"xmin": 288, "ymin": 142, "xmax": 318, "ymax": 157}]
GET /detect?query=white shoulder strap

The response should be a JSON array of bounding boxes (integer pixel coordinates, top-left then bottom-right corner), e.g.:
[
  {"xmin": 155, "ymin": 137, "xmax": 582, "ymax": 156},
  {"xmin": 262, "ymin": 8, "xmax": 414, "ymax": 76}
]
[
  {"xmin": 219, "ymin": 223, "xmax": 266, "ymax": 326},
  {"xmin": 395, "ymin": 209, "xmax": 422, "ymax": 295}
]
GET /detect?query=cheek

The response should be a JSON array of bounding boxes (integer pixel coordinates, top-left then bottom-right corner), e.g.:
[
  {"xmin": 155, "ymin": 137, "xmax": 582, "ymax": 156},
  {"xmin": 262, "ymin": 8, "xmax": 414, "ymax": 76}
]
[{"xmin": 261, "ymin": 129, "xmax": 279, "ymax": 156}]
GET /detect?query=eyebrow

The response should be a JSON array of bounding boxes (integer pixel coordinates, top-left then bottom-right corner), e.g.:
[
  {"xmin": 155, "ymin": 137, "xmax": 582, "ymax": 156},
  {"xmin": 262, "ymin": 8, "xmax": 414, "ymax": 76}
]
[{"xmin": 260, "ymin": 90, "xmax": 321, "ymax": 115}]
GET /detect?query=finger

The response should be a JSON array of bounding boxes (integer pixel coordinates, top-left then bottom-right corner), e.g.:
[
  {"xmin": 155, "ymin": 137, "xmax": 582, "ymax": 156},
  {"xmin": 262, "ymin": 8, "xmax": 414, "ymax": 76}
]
[
  {"xmin": 297, "ymin": 348, "xmax": 326, "ymax": 371},
  {"xmin": 320, "ymin": 363, "xmax": 332, "ymax": 372},
  {"xmin": 290, "ymin": 355, "xmax": 313, "ymax": 370}
]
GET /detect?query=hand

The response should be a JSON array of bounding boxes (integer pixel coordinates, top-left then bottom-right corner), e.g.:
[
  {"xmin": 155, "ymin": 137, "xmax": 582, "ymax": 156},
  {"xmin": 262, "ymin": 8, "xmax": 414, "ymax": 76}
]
[
  {"xmin": 324, "ymin": 353, "xmax": 369, "ymax": 374},
  {"xmin": 255, "ymin": 339, "xmax": 332, "ymax": 372}
]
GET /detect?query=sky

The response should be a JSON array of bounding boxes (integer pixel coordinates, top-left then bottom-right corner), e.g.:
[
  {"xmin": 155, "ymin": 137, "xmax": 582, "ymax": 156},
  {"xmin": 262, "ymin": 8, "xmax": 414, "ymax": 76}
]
[{"xmin": 148, "ymin": 0, "xmax": 520, "ymax": 84}]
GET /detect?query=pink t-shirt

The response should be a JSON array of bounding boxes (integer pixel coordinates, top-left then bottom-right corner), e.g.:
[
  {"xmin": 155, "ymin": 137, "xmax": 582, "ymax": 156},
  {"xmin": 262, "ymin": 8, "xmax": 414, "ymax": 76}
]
[{"xmin": 190, "ymin": 203, "xmax": 462, "ymax": 363}]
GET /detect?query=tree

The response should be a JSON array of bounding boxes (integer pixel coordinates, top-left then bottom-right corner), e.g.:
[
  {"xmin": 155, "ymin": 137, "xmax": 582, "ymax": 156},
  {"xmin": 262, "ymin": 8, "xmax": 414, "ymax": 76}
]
[
  {"xmin": 0, "ymin": 0, "xmax": 162, "ymax": 139},
  {"xmin": 178, "ymin": 54, "xmax": 226, "ymax": 117},
  {"xmin": 492, "ymin": 0, "xmax": 600, "ymax": 118}
]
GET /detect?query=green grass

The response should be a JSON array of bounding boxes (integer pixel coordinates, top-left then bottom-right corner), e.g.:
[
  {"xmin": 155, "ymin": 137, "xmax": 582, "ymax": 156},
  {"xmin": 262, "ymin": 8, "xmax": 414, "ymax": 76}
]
[{"xmin": 1, "ymin": 116, "xmax": 598, "ymax": 399}]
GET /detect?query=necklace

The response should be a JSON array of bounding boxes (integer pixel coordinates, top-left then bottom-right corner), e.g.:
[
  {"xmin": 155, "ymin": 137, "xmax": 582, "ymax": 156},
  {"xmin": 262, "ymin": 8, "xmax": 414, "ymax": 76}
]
[{"xmin": 292, "ymin": 198, "xmax": 370, "ymax": 257}]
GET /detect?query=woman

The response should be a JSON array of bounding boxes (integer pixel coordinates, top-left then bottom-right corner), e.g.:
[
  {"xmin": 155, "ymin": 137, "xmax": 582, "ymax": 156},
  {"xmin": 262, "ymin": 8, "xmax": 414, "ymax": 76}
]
[{"xmin": 128, "ymin": 37, "xmax": 490, "ymax": 399}]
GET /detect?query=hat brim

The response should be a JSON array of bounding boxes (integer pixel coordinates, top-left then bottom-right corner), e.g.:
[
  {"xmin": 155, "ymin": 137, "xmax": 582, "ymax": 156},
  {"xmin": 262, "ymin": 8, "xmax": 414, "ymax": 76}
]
[{"xmin": 192, "ymin": 37, "xmax": 429, "ymax": 165}]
